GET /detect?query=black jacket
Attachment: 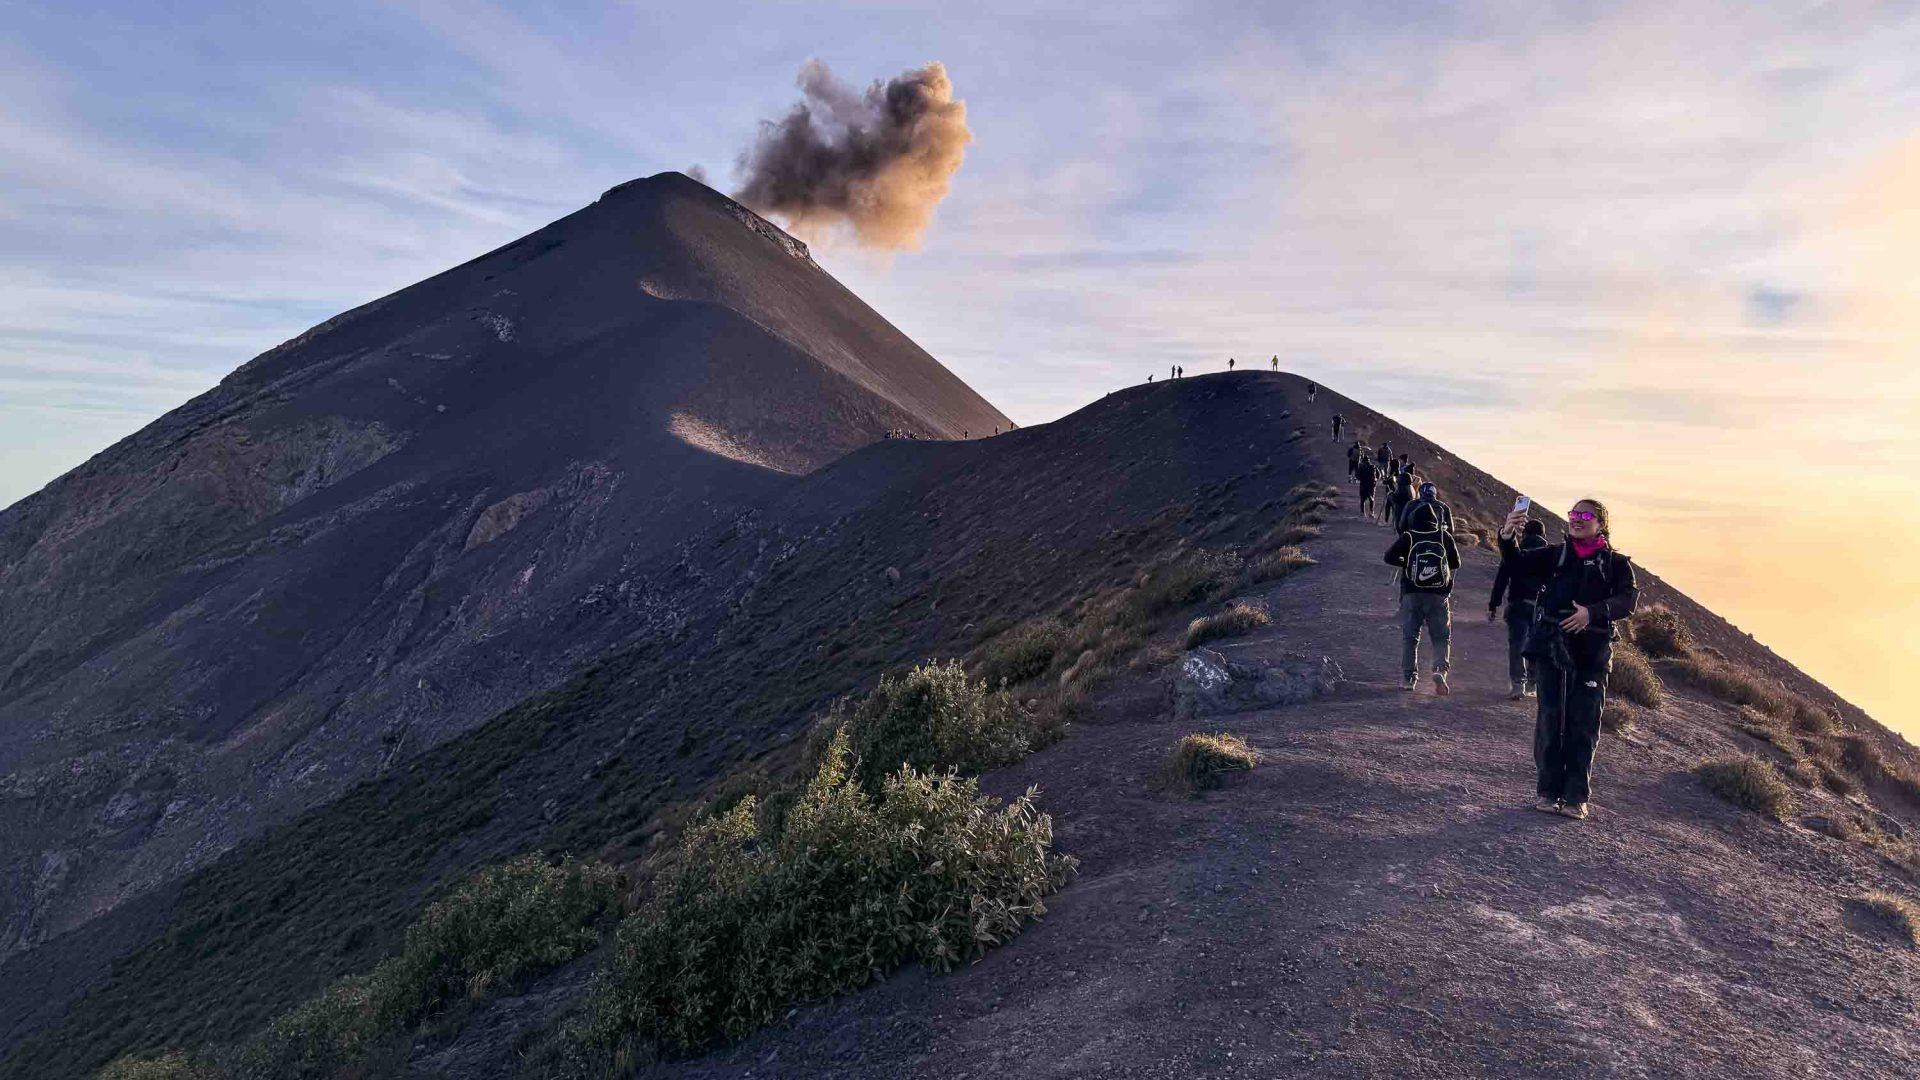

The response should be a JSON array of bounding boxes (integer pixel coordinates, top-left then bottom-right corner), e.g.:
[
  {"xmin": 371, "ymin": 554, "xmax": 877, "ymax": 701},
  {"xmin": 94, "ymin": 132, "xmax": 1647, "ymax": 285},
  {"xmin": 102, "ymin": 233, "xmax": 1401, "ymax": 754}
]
[
  {"xmin": 1396, "ymin": 495, "xmax": 1453, "ymax": 532},
  {"xmin": 1385, "ymin": 526, "xmax": 1461, "ymax": 596},
  {"xmin": 1489, "ymin": 531, "xmax": 1549, "ymax": 615},
  {"xmin": 1497, "ymin": 534, "xmax": 1639, "ymax": 639}
]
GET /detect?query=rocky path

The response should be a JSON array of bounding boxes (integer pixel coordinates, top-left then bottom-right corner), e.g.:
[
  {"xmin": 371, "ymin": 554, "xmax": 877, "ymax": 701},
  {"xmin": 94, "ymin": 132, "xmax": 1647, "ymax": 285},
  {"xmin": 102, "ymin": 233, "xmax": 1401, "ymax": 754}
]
[{"xmin": 623, "ymin": 437, "xmax": 1920, "ymax": 1079}]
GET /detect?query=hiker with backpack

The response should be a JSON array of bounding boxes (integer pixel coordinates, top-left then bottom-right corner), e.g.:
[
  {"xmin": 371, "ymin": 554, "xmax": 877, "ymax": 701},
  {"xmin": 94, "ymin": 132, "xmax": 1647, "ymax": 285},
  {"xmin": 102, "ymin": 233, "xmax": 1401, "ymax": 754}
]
[
  {"xmin": 1489, "ymin": 518, "xmax": 1549, "ymax": 699},
  {"xmin": 1499, "ymin": 499, "xmax": 1639, "ymax": 821},
  {"xmin": 1385, "ymin": 502, "xmax": 1461, "ymax": 694},
  {"xmin": 1355, "ymin": 452, "xmax": 1379, "ymax": 520},
  {"xmin": 1397, "ymin": 481, "xmax": 1453, "ymax": 532},
  {"xmin": 1331, "ymin": 413, "xmax": 1344, "ymax": 441},
  {"xmin": 1385, "ymin": 466, "xmax": 1416, "ymax": 528}
]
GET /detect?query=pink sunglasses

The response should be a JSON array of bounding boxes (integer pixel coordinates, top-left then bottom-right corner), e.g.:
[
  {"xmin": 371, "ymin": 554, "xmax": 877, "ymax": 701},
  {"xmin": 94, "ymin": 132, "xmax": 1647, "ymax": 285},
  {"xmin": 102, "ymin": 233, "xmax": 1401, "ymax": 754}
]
[{"xmin": 1568, "ymin": 510, "xmax": 1599, "ymax": 522}]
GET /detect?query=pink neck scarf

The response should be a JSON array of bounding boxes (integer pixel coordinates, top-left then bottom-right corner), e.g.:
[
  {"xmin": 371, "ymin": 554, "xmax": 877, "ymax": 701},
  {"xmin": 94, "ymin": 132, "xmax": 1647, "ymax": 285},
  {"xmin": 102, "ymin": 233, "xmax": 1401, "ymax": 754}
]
[{"xmin": 1570, "ymin": 535, "xmax": 1607, "ymax": 559}]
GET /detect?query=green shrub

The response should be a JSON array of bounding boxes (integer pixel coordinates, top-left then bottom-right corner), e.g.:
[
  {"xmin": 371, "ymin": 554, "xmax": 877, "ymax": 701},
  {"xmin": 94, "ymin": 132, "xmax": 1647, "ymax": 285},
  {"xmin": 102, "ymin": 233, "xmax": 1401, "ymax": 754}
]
[
  {"xmin": 1609, "ymin": 645, "xmax": 1664, "ymax": 709},
  {"xmin": 977, "ymin": 619, "xmax": 1063, "ymax": 688},
  {"xmin": 96, "ymin": 1052, "xmax": 224, "ymax": 1080},
  {"xmin": 1628, "ymin": 604, "xmax": 1691, "ymax": 658},
  {"xmin": 1184, "ymin": 601, "xmax": 1271, "ymax": 648},
  {"xmin": 816, "ymin": 660, "xmax": 1034, "ymax": 795},
  {"xmin": 372, "ymin": 855, "xmax": 622, "ymax": 1027},
  {"xmin": 1250, "ymin": 546, "xmax": 1314, "ymax": 583},
  {"xmin": 1855, "ymin": 891, "xmax": 1920, "ymax": 945},
  {"xmin": 1698, "ymin": 757, "xmax": 1795, "ymax": 821},
  {"xmin": 562, "ymin": 730, "xmax": 1075, "ymax": 1063},
  {"xmin": 1161, "ymin": 733, "xmax": 1263, "ymax": 797},
  {"xmin": 226, "ymin": 975, "xmax": 389, "ymax": 1080}
]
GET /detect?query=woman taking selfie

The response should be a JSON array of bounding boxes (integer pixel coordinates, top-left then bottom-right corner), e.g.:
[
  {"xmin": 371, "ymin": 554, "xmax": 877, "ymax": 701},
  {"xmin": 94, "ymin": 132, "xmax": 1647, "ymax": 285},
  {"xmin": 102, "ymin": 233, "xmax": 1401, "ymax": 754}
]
[{"xmin": 1498, "ymin": 498, "xmax": 1638, "ymax": 820}]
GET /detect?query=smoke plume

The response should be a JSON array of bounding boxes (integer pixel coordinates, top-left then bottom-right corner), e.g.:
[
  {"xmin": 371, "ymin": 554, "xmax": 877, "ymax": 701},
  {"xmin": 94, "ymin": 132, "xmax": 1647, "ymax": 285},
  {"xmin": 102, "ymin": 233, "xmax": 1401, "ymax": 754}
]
[{"xmin": 735, "ymin": 60, "xmax": 971, "ymax": 251}]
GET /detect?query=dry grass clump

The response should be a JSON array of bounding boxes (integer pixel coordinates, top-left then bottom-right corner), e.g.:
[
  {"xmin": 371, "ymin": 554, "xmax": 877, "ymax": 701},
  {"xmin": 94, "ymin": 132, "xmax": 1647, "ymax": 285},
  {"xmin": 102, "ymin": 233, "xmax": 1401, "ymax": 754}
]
[
  {"xmin": 1119, "ymin": 548, "xmax": 1243, "ymax": 626},
  {"xmin": 1184, "ymin": 601, "xmax": 1271, "ymax": 649},
  {"xmin": 554, "ymin": 730, "xmax": 1074, "ymax": 1065},
  {"xmin": 1600, "ymin": 701, "xmax": 1639, "ymax": 735},
  {"xmin": 1838, "ymin": 734, "xmax": 1888, "ymax": 783},
  {"xmin": 1160, "ymin": 733, "xmax": 1263, "ymax": 797},
  {"xmin": 1854, "ymin": 891, "xmax": 1920, "ymax": 945},
  {"xmin": 1609, "ymin": 645, "xmax": 1664, "ymax": 709},
  {"xmin": 1628, "ymin": 604, "xmax": 1692, "ymax": 659},
  {"xmin": 1669, "ymin": 653, "xmax": 1797, "ymax": 719},
  {"xmin": 977, "ymin": 618, "xmax": 1063, "ymax": 688},
  {"xmin": 1250, "ymin": 546, "xmax": 1314, "ymax": 583},
  {"xmin": 1697, "ymin": 756, "xmax": 1795, "ymax": 821},
  {"xmin": 96, "ymin": 1053, "xmax": 224, "ymax": 1080}
]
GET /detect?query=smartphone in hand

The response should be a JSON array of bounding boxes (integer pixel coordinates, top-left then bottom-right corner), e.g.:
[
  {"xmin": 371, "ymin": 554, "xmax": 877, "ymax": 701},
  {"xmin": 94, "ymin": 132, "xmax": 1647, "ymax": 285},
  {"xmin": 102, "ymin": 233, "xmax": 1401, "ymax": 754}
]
[{"xmin": 1513, "ymin": 495, "xmax": 1530, "ymax": 514}]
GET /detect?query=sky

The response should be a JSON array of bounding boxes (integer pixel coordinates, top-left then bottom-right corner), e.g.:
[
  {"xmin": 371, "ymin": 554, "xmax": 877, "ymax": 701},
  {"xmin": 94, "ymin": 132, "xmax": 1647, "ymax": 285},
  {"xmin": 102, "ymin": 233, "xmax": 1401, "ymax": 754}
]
[{"xmin": 3, "ymin": 0, "xmax": 1918, "ymax": 735}]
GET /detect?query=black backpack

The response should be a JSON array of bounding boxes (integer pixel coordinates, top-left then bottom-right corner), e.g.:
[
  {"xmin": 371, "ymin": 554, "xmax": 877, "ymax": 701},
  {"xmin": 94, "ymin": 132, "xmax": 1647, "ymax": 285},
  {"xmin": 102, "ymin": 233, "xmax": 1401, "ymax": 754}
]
[{"xmin": 1403, "ymin": 527, "xmax": 1452, "ymax": 591}]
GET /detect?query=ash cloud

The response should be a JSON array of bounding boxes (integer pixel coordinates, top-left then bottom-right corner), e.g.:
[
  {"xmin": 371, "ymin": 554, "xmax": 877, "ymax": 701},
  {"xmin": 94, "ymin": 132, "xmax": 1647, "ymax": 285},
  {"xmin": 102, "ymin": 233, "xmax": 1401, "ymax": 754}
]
[{"xmin": 735, "ymin": 60, "xmax": 971, "ymax": 251}]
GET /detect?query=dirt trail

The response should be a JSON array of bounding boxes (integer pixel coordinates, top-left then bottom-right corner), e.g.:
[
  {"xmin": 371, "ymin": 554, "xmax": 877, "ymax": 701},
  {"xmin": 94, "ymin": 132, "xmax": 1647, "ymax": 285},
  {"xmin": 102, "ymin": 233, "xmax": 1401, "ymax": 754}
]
[{"xmin": 638, "ymin": 414, "xmax": 1920, "ymax": 1079}]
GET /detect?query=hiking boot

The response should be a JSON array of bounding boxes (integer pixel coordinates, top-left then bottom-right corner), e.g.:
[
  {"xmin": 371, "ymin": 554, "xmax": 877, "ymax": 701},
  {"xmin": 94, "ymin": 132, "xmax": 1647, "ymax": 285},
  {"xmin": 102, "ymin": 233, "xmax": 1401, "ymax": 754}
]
[
  {"xmin": 1401, "ymin": 674, "xmax": 1418, "ymax": 691},
  {"xmin": 1433, "ymin": 673, "xmax": 1450, "ymax": 697},
  {"xmin": 1559, "ymin": 802, "xmax": 1590, "ymax": 820},
  {"xmin": 1524, "ymin": 683, "xmax": 1538, "ymax": 698},
  {"xmin": 1508, "ymin": 681, "xmax": 1526, "ymax": 700},
  {"xmin": 1533, "ymin": 797, "xmax": 1561, "ymax": 814}
]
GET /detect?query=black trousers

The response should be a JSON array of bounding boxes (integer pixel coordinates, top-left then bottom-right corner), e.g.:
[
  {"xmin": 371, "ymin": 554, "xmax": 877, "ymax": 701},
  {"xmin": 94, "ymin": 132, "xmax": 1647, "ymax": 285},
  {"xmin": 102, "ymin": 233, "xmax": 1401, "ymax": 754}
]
[
  {"xmin": 1503, "ymin": 605, "xmax": 1536, "ymax": 686},
  {"xmin": 1535, "ymin": 637, "xmax": 1611, "ymax": 804}
]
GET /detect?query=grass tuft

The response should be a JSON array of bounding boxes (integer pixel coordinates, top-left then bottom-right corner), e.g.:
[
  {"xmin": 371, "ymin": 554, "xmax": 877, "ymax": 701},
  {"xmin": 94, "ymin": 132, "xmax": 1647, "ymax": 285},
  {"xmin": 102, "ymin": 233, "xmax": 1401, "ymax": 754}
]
[
  {"xmin": 1160, "ymin": 733, "xmax": 1263, "ymax": 798},
  {"xmin": 1628, "ymin": 604, "xmax": 1691, "ymax": 659},
  {"xmin": 1250, "ymin": 546, "xmax": 1314, "ymax": 583},
  {"xmin": 1184, "ymin": 601, "xmax": 1271, "ymax": 649},
  {"xmin": 1854, "ymin": 891, "xmax": 1920, "ymax": 945},
  {"xmin": 1600, "ymin": 701, "xmax": 1638, "ymax": 735},
  {"xmin": 1697, "ymin": 756, "xmax": 1795, "ymax": 821},
  {"xmin": 976, "ymin": 619, "xmax": 1064, "ymax": 688},
  {"xmin": 1609, "ymin": 645, "xmax": 1664, "ymax": 709}
]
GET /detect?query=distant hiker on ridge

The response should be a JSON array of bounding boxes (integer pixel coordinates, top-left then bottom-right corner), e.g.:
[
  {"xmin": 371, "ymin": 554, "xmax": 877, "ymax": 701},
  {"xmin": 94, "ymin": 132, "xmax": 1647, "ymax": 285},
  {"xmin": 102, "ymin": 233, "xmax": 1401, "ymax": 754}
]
[
  {"xmin": 1307, "ymin": 380, "xmax": 1317, "ymax": 402},
  {"xmin": 1500, "ymin": 499, "xmax": 1640, "ymax": 821},
  {"xmin": 1229, "ymin": 357, "xmax": 1236, "ymax": 371},
  {"xmin": 1385, "ymin": 501, "xmax": 1460, "ymax": 695},
  {"xmin": 1170, "ymin": 364, "xmax": 1176, "ymax": 381},
  {"xmin": 1271, "ymin": 356, "xmax": 1278, "ymax": 371},
  {"xmin": 1376, "ymin": 441, "xmax": 1393, "ymax": 479},
  {"xmin": 1346, "ymin": 439, "xmax": 1365, "ymax": 482},
  {"xmin": 1331, "ymin": 413, "xmax": 1345, "ymax": 442},
  {"xmin": 1355, "ymin": 451, "xmax": 1379, "ymax": 521},
  {"xmin": 1489, "ymin": 518, "xmax": 1549, "ymax": 699}
]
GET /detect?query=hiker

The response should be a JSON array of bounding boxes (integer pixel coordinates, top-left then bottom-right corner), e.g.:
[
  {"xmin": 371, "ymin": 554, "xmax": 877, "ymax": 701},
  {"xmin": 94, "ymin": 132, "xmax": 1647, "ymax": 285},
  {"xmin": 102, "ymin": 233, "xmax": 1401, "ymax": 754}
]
[
  {"xmin": 1385, "ymin": 501, "xmax": 1460, "ymax": 694},
  {"xmin": 1331, "ymin": 413, "xmax": 1344, "ymax": 441},
  {"xmin": 1489, "ymin": 519, "xmax": 1550, "ymax": 699},
  {"xmin": 1397, "ymin": 480, "xmax": 1453, "ymax": 532},
  {"xmin": 1499, "ymin": 499, "xmax": 1640, "ymax": 821},
  {"xmin": 1396, "ymin": 453, "xmax": 1413, "ymax": 480},
  {"xmin": 1170, "ymin": 364, "xmax": 1176, "ymax": 381},
  {"xmin": 1355, "ymin": 452, "xmax": 1379, "ymax": 520},
  {"xmin": 1385, "ymin": 466, "xmax": 1416, "ymax": 527},
  {"xmin": 1376, "ymin": 441, "xmax": 1393, "ymax": 478},
  {"xmin": 1346, "ymin": 439, "xmax": 1364, "ymax": 481},
  {"xmin": 1176, "ymin": 365, "xmax": 1184, "ymax": 378},
  {"xmin": 1229, "ymin": 357, "xmax": 1236, "ymax": 371},
  {"xmin": 1147, "ymin": 375, "xmax": 1154, "ymax": 384},
  {"xmin": 1271, "ymin": 355, "xmax": 1279, "ymax": 371},
  {"xmin": 1308, "ymin": 380, "xmax": 1318, "ymax": 401}
]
